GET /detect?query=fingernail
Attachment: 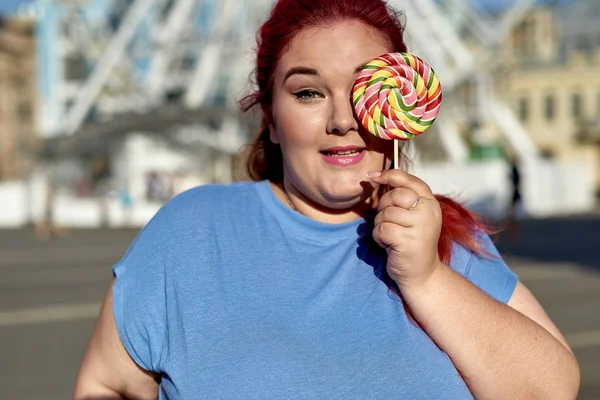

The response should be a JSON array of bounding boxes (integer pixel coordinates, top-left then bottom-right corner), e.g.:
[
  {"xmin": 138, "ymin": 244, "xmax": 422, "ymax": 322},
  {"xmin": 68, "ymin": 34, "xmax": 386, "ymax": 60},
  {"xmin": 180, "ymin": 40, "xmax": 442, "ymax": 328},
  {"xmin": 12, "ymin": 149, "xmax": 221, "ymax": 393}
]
[{"xmin": 366, "ymin": 171, "xmax": 382, "ymax": 179}]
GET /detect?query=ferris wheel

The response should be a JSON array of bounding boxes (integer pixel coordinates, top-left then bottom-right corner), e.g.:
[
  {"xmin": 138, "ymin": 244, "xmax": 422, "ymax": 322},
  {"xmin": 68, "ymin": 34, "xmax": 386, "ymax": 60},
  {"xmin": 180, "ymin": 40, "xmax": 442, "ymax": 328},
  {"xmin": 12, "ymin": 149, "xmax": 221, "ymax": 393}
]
[{"xmin": 40, "ymin": 0, "xmax": 539, "ymax": 162}]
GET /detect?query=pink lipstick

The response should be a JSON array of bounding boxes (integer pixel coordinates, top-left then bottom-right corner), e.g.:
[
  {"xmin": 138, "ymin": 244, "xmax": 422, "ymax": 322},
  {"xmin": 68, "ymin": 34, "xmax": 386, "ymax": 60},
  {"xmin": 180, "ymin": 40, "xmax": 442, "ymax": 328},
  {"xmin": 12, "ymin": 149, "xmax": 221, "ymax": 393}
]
[{"xmin": 320, "ymin": 146, "xmax": 366, "ymax": 166}]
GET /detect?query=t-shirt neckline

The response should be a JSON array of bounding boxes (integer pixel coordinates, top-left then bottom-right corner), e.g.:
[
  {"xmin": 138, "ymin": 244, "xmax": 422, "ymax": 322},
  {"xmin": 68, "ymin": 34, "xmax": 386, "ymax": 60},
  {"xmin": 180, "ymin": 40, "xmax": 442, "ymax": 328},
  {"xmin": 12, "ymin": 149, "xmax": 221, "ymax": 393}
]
[{"xmin": 254, "ymin": 180, "xmax": 367, "ymax": 240}]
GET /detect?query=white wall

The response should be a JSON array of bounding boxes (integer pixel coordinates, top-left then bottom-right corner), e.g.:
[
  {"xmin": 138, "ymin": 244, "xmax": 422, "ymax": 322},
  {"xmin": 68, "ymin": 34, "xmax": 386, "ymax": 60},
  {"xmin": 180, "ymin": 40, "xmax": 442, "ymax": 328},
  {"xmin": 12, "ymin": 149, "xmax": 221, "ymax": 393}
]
[
  {"xmin": 0, "ymin": 134, "xmax": 209, "ymax": 228},
  {"xmin": 116, "ymin": 133, "xmax": 209, "ymax": 203},
  {"xmin": 414, "ymin": 157, "xmax": 596, "ymax": 220},
  {"xmin": 522, "ymin": 158, "xmax": 596, "ymax": 217},
  {"xmin": 0, "ymin": 181, "xmax": 29, "ymax": 228},
  {"xmin": 0, "ymin": 154, "xmax": 595, "ymax": 228},
  {"xmin": 414, "ymin": 160, "xmax": 511, "ymax": 220}
]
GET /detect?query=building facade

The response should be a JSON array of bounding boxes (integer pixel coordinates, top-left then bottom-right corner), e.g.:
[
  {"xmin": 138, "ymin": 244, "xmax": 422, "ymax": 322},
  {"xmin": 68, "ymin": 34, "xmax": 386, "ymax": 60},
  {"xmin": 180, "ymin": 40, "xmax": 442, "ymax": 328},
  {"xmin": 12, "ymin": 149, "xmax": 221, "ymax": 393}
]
[
  {"xmin": 0, "ymin": 16, "xmax": 37, "ymax": 181},
  {"xmin": 500, "ymin": 1, "xmax": 600, "ymax": 190}
]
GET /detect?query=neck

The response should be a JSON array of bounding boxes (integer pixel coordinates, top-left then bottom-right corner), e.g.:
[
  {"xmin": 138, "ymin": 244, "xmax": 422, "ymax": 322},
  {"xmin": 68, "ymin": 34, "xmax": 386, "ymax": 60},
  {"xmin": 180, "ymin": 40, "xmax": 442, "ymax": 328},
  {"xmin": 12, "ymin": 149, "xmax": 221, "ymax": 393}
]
[{"xmin": 271, "ymin": 181, "xmax": 376, "ymax": 225}]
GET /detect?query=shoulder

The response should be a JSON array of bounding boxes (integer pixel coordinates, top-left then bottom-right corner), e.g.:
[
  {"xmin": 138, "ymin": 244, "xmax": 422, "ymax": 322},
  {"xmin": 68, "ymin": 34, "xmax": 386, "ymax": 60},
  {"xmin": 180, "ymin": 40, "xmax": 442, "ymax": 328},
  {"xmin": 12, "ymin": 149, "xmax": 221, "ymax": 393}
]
[
  {"xmin": 449, "ymin": 233, "xmax": 503, "ymax": 271},
  {"xmin": 153, "ymin": 181, "xmax": 260, "ymax": 224},
  {"xmin": 168, "ymin": 181, "xmax": 258, "ymax": 210},
  {"xmin": 450, "ymin": 233, "xmax": 518, "ymax": 304},
  {"xmin": 130, "ymin": 181, "xmax": 261, "ymax": 250}
]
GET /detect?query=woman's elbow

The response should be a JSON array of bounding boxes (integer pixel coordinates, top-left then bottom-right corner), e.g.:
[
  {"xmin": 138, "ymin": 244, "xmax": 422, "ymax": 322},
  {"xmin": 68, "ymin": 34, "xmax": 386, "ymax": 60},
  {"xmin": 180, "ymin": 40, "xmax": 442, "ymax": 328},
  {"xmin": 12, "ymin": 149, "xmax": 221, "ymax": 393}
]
[
  {"xmin": 536, "ymin": 352, "xmax": 580, "ymax": 400},
  {"xmin": 561, "ymin": 353, "xmax": 580, "ymax": 400},
  {"xmin": 73, "ymin": 380, "xmax": 125, "ymax": 400}
]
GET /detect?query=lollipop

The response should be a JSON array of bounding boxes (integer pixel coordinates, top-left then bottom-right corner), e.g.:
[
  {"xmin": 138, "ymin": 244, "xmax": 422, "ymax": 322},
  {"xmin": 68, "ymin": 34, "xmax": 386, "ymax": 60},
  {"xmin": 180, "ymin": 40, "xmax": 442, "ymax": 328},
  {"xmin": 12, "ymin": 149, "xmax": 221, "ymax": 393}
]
[{"xmin": 352, "ymin": 52, "xmax": 442, "ymax": 168}]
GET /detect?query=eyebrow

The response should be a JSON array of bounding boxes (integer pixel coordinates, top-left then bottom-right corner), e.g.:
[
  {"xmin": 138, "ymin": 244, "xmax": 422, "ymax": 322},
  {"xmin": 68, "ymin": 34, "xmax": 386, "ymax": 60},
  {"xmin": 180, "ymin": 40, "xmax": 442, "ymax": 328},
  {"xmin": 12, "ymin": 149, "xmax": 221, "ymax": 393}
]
[{"xmin": 282, "ymin": 63, "xmax": 368, "ymax": 85}]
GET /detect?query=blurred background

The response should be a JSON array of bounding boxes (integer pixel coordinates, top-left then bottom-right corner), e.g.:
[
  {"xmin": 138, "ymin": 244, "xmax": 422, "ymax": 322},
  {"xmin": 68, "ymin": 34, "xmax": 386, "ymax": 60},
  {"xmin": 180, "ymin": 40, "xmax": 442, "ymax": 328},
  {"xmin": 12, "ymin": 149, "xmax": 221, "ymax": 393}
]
[{"xmin": 0, "ymin": 0, "xmax": 598, "ymax": 398}]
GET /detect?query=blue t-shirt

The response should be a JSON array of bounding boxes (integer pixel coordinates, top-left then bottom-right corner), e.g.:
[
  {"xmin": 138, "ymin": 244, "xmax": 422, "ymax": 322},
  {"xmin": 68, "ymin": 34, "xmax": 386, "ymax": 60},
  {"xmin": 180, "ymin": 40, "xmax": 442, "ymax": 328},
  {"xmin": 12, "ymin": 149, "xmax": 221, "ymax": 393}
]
[{"xmin": 112, "ymin": 180, "xmax": 518, "ymax": 399}]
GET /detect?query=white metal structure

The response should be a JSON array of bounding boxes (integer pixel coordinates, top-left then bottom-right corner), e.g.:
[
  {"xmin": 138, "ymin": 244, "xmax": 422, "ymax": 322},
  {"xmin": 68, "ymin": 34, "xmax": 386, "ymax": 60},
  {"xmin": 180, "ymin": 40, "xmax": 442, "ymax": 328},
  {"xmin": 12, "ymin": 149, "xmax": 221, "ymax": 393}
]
[
  {"xmin": 41, "ymin": 0, "xmax": 272, "ymax": 157},
  {"xmin": 0, "ymin": 0, "xmax": 588, "ymax": 230},
  {"xmin": 390, "ymin": 0, "xmax": 539, "ymax": 162},
  {"xmin": 42, "ymin": 0, "xmax": 540, "ymax": 162}
]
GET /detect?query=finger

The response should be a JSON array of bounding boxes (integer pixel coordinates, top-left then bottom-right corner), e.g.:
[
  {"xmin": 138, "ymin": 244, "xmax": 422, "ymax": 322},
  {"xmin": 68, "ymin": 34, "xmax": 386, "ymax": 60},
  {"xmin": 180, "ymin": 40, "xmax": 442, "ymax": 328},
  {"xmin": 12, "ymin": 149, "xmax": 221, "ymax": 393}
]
[
  {"xmin": 377, "ymin": 187, "xmax": 420, "ymax": 212},
  {"xmin": 372, "ymin": 222, "xmax": 410, "ymax": 249},
  {"xmin": 374, "ymin": 206, "xmax": 416, "ymax": 228},
  {"xmin": 367, "ymin": 170, "xmax": 433, "ymax": 199}
]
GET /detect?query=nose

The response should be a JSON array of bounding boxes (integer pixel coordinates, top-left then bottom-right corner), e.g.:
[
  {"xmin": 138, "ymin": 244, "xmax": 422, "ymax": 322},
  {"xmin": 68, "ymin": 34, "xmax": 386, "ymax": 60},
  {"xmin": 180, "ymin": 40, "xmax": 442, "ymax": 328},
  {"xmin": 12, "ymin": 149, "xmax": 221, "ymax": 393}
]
[{"xmin": 327, "ymin": 94, "xmax": 359, "ymax": 135}]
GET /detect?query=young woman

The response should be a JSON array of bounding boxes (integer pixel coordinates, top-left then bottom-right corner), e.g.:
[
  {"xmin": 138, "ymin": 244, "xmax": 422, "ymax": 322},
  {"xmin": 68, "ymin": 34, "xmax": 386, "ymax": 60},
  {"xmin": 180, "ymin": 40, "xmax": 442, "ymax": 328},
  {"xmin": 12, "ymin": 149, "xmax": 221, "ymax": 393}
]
[{"xmin": 75, "ymin": 0, "xmax": 579, "ymax": 398}]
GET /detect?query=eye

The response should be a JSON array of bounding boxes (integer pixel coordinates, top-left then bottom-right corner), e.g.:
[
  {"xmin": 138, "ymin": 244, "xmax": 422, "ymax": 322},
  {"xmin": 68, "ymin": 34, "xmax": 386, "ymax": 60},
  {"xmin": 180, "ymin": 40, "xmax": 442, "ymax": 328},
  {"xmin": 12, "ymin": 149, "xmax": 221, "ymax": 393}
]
[{"xmin": 292, "ymin": 89, "xmax": 324, "ymax": 102}]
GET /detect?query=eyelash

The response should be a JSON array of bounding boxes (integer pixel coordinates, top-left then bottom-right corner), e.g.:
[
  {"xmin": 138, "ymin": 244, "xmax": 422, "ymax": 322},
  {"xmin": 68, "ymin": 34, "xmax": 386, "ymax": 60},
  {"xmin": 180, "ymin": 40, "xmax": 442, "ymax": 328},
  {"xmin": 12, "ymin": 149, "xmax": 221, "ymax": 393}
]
[{"xmin": 292, "ymin": 89, "xmax": 324, "ymax": 103}]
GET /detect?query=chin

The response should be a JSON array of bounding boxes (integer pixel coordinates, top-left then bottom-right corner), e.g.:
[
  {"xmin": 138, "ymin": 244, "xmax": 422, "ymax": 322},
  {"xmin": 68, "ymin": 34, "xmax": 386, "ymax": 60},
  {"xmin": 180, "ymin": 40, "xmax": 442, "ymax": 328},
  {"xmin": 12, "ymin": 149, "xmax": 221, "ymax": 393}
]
[{"xmin": 321, "ymin": 175, "xmax": 370, "ymax": 202}]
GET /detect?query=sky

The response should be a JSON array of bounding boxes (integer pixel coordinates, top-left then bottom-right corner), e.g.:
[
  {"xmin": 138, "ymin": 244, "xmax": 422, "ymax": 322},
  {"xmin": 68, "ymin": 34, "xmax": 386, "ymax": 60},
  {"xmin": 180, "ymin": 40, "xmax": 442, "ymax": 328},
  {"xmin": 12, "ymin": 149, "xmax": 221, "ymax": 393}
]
[
  {"xmin": 475, "ymin": 0, "xmax": 577, "ymax": 12},
  {"xmin": 0, "ymin": 0, "xmax": 28, "ymax": 15},
  {"xmin": 0, "ymin": 0, "xmax": 579, "ymax": 16}
]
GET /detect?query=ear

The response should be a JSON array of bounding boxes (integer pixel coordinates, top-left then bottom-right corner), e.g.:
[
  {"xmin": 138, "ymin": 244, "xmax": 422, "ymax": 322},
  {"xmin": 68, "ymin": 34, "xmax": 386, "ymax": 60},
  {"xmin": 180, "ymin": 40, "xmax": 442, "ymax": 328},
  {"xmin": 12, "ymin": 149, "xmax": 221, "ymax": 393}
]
[
  {"xmin": 263, "ymin": 106, "xmax": 279, "ymax": 145},
  {"xmin": 268, "ymin": 123, "xmax": 280, "ymax": 145}
]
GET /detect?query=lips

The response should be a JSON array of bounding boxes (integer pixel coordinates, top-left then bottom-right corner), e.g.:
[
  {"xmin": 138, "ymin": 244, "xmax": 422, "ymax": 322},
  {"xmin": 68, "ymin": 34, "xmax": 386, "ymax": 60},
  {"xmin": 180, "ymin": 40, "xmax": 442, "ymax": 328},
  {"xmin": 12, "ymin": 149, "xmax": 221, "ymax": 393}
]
[
  {"xmin": 319, "ymin": 146, "xmax": 366, "ymax": 156},
  {"xmin": 320, "ymin": 146, "xmax": 367, "ymax": 166}
]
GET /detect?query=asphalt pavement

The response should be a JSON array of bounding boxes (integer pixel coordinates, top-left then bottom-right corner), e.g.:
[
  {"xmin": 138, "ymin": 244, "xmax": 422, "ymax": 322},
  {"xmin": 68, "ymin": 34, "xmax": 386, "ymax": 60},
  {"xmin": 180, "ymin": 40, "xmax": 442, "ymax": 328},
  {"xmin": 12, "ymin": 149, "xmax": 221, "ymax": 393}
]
[{"xmin": 0, "ymin": 215, "xmax": 599, "ymax": 399}]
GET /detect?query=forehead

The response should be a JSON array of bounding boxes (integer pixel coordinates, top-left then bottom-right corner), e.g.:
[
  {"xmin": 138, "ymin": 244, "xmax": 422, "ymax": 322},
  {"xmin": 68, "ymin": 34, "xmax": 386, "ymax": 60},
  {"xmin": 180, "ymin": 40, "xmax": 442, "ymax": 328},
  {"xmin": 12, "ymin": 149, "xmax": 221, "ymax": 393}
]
[{"xmin": 276, "ymin": 21, "xmax": 392, "ymax": 82}]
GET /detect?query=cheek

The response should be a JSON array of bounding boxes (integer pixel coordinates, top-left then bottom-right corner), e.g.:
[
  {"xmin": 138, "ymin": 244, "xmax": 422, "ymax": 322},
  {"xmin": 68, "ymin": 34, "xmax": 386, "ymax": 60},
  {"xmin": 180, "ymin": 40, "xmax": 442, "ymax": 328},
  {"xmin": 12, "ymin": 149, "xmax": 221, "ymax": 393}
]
[
  {"xmin": 274, "ymin": 100, "xmax": 328, "ymax": 148},
  {"xmin": 364, "ymin": 133, "xmax": 394, "ymax": 169},
  {"xmin": 363, "ymin": 130, "xmax": 393, "ymax": 156}
]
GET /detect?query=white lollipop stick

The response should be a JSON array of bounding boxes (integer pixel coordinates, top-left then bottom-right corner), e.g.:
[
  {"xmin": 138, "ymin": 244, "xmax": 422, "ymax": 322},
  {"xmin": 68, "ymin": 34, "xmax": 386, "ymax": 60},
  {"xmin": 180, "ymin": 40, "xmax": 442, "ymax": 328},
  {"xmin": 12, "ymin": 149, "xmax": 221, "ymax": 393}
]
[{"xmin": 393, "ymin": 139, "xmax": 399, "ymax": 170}]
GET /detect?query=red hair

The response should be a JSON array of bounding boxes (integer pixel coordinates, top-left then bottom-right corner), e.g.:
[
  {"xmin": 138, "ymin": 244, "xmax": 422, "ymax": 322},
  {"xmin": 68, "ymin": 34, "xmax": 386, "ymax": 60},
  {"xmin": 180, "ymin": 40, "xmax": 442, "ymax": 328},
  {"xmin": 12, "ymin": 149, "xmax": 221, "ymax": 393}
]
[{"xmin": 240, "ymin": 0, "xmax": 494, "ymax": 265}]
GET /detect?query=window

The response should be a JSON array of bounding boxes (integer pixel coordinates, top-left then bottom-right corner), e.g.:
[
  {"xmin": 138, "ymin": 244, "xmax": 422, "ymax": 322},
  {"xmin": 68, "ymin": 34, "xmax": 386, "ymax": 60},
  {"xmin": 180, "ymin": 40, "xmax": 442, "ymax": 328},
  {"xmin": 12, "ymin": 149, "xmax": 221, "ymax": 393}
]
[
  {"xmin": 545, "ymin": 94, "xmax": 555, "ymax": 121},
  {"xmin": 513, "ymin": 25, "xmax": 526, "ymax": 56},
  {"xmin": 572, "ymin": 93, "xmax": 582, "ymax": 118},
  {"xmin": 518, "ymin": 97, "xmax": 529, "ymax": 122},
  {"xmin": 513, "ymin": 19, "xmax": 535, "ymax": 57},
  {"xmin": 17, "ymin": 103, "xmax": 32, "ymax": 122},
  {"xmin": 12, "ymin": 75, "xmax": 26, "ymax": 90},
  {"xmin": 523, "ymin": 19, "xmax": 536, "ymax": 54}
]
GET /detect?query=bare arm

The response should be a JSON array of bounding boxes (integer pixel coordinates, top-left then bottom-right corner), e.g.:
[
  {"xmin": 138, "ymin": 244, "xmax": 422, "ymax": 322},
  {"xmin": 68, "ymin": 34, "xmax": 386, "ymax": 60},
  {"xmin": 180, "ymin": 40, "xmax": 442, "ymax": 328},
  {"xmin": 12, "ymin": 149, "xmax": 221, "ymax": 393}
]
[
  {"xmin": 74, "ymin": 279, "xmax": 160, "ymax": 400},
  {"xmin": 367, "ymin": 170, "xmax": 579, "ymax": 398},
  {"xmin": 402, "ymin": 266, "xmax": 580, "ymax": 399}
]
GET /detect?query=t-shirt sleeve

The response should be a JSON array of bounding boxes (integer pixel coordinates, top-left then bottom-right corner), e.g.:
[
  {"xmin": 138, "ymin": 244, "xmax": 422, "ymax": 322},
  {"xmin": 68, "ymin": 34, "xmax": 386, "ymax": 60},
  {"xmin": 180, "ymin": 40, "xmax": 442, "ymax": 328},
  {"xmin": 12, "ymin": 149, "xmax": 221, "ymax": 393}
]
[
  {"xmin": 451, "ymin": 234, "xmax": 519, "ymax": 304},
  {"xmin": 112, "ymin": 209, "xmax": 171, "ymax": 373}
]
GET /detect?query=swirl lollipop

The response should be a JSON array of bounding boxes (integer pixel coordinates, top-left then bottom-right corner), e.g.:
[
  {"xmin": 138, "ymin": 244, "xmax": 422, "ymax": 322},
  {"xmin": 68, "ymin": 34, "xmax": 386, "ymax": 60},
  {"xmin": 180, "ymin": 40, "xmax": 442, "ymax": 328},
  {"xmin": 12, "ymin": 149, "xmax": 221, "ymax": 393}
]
[{"xmin": 352, "ymin": 52, "xmax": 442, "ymax": 168}]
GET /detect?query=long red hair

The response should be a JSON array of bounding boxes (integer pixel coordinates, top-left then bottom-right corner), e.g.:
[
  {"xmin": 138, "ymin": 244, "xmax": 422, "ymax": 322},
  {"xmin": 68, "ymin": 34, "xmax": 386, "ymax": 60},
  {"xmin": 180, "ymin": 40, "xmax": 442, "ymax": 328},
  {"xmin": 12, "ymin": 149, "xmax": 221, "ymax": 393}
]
[{"xmin": 240, "ymin": 0, "xmax": 493, "ymax": 265}]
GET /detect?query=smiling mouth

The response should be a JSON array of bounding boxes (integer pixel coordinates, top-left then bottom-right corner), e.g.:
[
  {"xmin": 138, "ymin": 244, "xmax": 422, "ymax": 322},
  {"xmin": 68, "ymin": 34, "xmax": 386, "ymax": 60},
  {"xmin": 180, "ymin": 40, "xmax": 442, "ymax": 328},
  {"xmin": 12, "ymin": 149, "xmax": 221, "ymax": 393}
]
[{"xmin": 320, "ymin": 149, "xmax": 366, "ymax": 157}]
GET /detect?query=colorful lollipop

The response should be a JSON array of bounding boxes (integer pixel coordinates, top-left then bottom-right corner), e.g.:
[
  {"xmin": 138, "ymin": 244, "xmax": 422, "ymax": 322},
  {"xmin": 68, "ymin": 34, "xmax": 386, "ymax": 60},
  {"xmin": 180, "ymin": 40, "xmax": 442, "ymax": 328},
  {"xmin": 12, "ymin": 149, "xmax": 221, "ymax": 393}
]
[{"xmin": 352, "ymin": 52, "xmax": 442, "ymax": 168}]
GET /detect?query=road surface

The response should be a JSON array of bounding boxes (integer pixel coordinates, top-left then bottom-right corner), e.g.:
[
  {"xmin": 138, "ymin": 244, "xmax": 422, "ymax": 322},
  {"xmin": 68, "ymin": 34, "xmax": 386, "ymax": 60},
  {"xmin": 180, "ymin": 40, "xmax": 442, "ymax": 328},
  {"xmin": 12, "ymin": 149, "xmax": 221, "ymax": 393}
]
[{"xmin": 1, "ymin": 216, "xmax": 599, "ymax": 399}]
